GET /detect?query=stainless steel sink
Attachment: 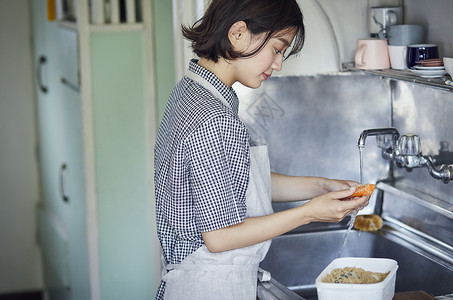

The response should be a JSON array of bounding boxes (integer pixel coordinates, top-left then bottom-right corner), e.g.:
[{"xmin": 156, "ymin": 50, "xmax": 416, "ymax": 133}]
[{"xmin": 260, "ymin": 219, "xmax": 453, "ymax": 300}]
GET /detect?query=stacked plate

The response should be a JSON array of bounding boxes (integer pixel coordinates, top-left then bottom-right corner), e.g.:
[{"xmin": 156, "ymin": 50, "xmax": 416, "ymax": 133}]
[
  {"xmin": 409, "ymin": 58, "xmax": 448, "ymax": 78},
  {"xmin": 410, "ymin": 66, "xmax": 448, "ymax": 78}
]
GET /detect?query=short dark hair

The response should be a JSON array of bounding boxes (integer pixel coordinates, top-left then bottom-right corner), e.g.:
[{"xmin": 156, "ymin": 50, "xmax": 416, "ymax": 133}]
[{"xmin": 182, "ymin": 0, "xmax": 305, "ymax": 62}]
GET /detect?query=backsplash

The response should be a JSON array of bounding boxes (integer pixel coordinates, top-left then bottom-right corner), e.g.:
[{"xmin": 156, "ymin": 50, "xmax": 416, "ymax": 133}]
[
  {"xmin": 390, "ymin": 79, "xmax": 453, "ymax": 203},
  {"xmin": 237, "ymin": 73, "xmax": 390, "ymax": 182},
  {"xmin": 236, "ymin": 72, "xmax": 453, "ymax": 212},
  {"xmin": 236, "ymin": 72, "xmax": 391, "ymax": 214}
]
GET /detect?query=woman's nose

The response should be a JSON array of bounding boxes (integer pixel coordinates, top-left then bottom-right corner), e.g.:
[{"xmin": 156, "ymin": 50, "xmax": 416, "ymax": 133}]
[{"xmin": 272, "ymin": 55, "xmax": 283, "ymax": 71}]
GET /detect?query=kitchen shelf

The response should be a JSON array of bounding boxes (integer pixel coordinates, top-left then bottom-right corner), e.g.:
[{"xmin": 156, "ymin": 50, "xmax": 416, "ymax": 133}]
[{"xmin": 344, "ymin": 64, "xmax": 453, "ymax": 92}]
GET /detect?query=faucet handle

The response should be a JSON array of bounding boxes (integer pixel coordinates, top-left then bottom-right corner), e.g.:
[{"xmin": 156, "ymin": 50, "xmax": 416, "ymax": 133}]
[
  {"xmin": 397, "ymin": 134, "xmax": 421, "ymax": 156},
  {"xmin": 376, "ymin": 133, "xmax": 396, "ymax": 149}
]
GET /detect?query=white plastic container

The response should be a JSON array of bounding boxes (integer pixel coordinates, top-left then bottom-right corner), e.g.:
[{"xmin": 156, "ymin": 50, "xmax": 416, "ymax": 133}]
[{"xmin": 315, "ymin": 257, "xmax": 398, "ymax": 300}]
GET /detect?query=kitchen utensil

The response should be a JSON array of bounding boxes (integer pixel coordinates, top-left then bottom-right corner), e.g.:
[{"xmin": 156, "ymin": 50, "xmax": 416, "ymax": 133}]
[
  {"xmin": 315, "ymin": 257, "xmax": 398, "ymax": 300},
  {"xmin": 388, "ymin": 45, "xmax": 408, "ymax": 69},
  {"xmin": 388, "ymin": 25, "xmax": 425, "ymax": 46},
  {"xmin": 414, "ymin": 66, "xmax": 445, "ymax": 70},
  {"xmin": 406, "ymin": 44, "xmax": 439, "ymax": 69},
  {"xmin": 416, "ymin": 58, "xmax": 443, "ymax": 67},
  {"xmin": 355, "ymin": 38, "xmax": 390, "ymax": 70},
  {"xmin": 443, "ymin": 57, "xmax": 453, "ymax": 77},
  {"xmin": 369, "ymin": 6, "xmax": 403, "ymax": 38},
  {"xmin": 409, "ymin": 68, "xmax": 447, "ymax": 78}
]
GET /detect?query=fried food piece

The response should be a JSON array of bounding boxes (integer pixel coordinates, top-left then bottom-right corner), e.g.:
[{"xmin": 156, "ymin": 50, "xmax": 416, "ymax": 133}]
[
  {"xmin": 353, "ymin": 214, "xmax": 383, "ymax": 231},
  {"xmin": 344, "ymin": 183, "xmax": 375, "ymax": 199}
]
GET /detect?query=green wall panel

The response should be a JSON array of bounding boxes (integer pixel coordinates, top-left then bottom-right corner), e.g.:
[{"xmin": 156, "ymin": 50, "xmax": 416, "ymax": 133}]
[
  {"xmin": 90, "ymin": 31, "xmax": 155, "ymax": 300},
  {"xmin": 152, "ymin": 0, "xmax": 175, "ymax": 122}
]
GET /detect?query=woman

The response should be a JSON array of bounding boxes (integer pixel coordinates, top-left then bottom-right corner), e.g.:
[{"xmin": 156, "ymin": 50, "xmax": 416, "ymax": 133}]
[{"xmin": 154, "ymin": 0, "xmax": 370, "ymax": 299}]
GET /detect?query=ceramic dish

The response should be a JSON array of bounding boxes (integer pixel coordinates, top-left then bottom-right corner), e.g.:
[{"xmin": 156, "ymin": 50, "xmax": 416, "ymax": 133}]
[
  {"xmin": 417, "ymin": 62, "xmax": 443, "ymax": 67},
  {"xmin": 413, "ymin": 65, "xmax": 445, "ymax": 70},
  {"xmin": 416, "ymin": 58, "xmax": 444, "ymax": 67},
  {"xmin": 410, "ymin": 68, "xmax": 448, "ymax": 78}
]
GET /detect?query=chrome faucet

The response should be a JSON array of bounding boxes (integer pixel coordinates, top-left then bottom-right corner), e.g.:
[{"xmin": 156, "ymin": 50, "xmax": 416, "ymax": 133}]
[
  {"xmin": 358, "ymin": 128, "xmax": 400, "ymax": 149},
  {"xmin": 358, "ymin": 128, "xmax": 400, "ymax": 161},
  {"xmin": 358, "ymin": 128, "xmax": 453, "ymax": 184}
]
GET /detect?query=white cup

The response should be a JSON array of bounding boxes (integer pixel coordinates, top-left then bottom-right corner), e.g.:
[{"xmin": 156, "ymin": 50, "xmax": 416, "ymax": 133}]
[
  {"xmin": 444, "ymin": 57, "xmax": 453, "ymax": 78},
  {"xmin": 388, "ymin": 45, "xmax": 407, "ymax": 70}
]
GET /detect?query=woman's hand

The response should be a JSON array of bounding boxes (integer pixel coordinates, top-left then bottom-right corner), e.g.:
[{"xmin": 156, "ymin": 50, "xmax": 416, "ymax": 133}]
[
  {"xmin": 301, "ymin": 187, "xmax": 370, "ymax": 223},
  {"xmin": 321, "ymin": 178, "xmax": 358, "ymax": 193},
  {"xmin": 271, "ymin": 173, "xmax": 361, "ymax": 202},
  {"xmin": 203, "ymin": 178, "xmax": 370, "ymax": 253}
]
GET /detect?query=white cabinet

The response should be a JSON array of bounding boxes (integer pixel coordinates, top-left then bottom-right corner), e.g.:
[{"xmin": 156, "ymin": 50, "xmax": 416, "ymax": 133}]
[
  {"xmin": 32, "ymin": 1, "xmax": 159, "ymax": 299},
  {"xmin": 32, "ymin": 1, "xmax": 90, "ymax": 299}
]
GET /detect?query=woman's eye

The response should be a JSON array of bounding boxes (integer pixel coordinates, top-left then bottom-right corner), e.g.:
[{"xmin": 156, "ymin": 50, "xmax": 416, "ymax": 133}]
[{"xmin": 274, "ymin": 47, "xmax": 287, "ymax": 59}]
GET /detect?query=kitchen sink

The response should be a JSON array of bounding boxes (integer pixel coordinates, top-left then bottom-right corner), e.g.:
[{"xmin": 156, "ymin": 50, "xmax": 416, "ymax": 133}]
[{"xmin": 260, "ymin": 219, "xmax": 453, "ymax": 300}]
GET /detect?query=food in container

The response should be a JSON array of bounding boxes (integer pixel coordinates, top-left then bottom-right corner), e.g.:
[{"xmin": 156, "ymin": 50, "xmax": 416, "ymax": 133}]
[
  {"xmin": 315, "ymin": 257, "xmax": 398, "ymax": 300},
  {"xmin": 321, "ymin": 266, "xmax": 390, "ymax": 284}
]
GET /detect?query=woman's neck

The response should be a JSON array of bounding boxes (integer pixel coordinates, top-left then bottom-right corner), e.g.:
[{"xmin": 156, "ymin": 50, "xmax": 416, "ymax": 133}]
[{"xmin": 198, "ymin": 57, "xmax": 236, "ymax": 88}]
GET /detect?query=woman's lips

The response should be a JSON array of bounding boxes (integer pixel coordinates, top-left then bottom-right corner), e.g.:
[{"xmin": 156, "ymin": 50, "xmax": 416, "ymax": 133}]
[{"xmin": 262, "ymin": 73, "xmax": 271, "ymax": 80}]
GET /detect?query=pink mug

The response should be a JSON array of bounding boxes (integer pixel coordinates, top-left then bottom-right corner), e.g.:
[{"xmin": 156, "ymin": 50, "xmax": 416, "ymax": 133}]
[{"xmin": 355, "ymin": 38, "xmax": 390, "ymax": 70}]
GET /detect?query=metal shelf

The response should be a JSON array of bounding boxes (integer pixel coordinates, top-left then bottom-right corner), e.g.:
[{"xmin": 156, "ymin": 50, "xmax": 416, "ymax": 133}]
[{"xmin": 344, "ymin": 64, "xmax": 453, "ymax": 91}]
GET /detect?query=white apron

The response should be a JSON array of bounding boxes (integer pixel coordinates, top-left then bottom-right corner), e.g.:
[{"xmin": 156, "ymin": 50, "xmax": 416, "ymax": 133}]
[{"xmin": 161, "ymin": 70, "xmax": 274, "ymax": 300}]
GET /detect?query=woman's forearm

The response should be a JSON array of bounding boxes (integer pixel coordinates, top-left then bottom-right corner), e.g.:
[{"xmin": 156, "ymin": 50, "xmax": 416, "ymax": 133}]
[
  {"xmin": 271, "ymin": 173, "xmax": 328, "ymax": 202},
  {"xmin": 202, "ymin": 186, "xmax": 366, "ymax": 253},
  {"xmin": 271, "ymin": 173, "xmax": 358, "ymax": 202},
  {"xmin": 202, "ymin": 206, "xmax": 312, "ymax": 252}
]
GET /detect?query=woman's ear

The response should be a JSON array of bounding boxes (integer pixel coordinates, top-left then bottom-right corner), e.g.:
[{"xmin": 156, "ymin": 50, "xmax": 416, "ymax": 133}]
[{"xmin": 228, "ymin": 21, "xmax": 249, "ymax": 49}]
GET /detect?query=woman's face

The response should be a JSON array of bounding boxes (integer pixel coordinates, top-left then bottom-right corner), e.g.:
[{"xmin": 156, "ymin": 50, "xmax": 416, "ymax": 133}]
[{"xmin": 233, "ymin": 29, "xmax": 296, "ymax": 89}]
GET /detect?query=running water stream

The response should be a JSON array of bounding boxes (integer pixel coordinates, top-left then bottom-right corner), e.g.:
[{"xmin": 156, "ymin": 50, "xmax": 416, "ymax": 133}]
[{"xmin": 337, "ymin": 147, "xmax": 364, "ymax": 257}]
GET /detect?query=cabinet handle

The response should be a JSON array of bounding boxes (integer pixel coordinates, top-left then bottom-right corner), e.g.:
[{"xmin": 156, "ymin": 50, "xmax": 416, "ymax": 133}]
[
  {"xmin": 60, "ymin": 77, "xmax": 80, "ymax": 92},
  {"xmin": 59, "ymin": 163, "xmax": 69, "ymax": 203},
  {"xmin": 37, "ymin": 55, "xmax": 48, "ymax": 93}
]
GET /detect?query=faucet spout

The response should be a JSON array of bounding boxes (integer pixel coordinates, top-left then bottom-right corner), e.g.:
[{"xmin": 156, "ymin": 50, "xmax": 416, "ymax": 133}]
[
  {"xmin": 358, "ymin": 128, "xmax": 400, "ymax": 149},
  {"xmin": 358, "ymin": 127, "xmax": 452, "ymax": 183}
]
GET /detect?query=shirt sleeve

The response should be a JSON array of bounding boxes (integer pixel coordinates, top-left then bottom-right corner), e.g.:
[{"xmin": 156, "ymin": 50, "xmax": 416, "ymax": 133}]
[{"xmin": 185, "ymin": 114, "xmax": 250, "ymax": 232}]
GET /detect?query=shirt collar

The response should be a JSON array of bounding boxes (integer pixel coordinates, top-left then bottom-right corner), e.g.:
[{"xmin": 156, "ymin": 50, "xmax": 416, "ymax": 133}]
[{"xmin": 188, "ymin": 59, "xmax": 239, "ymax": 114}]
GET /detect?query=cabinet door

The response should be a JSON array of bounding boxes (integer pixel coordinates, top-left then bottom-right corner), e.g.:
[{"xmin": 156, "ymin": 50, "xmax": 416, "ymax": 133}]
[
  {"xmin": 32, "ymin": 1, "xmax": 71, "ymax": 299},
  {"xmin": 58, "ymin": 26, "xmax": 91, "ymax": 300},
  {"xmin": 32, "ymin": 1, "xmax": 90, "ymax": 299},
  {"xmin": 32, "ymin": 0, "xmax": 68, "ymax": 220}
]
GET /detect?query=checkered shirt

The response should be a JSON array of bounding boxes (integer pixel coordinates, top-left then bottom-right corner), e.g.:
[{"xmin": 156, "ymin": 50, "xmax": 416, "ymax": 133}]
[{"xmin": 154, "ymin": 59, "xmax": 250, "ymax": 299}]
